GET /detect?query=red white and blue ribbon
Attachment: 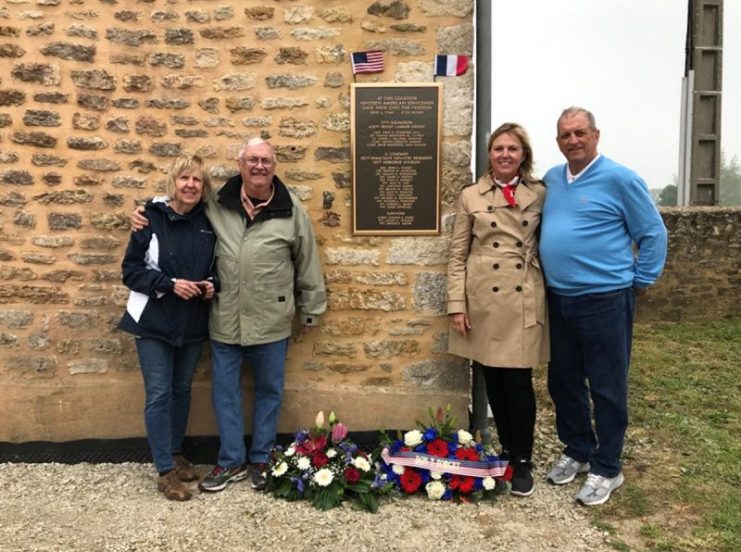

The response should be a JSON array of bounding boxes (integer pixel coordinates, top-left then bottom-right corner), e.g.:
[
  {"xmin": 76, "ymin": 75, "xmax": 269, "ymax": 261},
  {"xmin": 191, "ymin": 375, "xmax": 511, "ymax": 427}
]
[{"xmin": 382, "ymin": 447, "xmax": 508, "ymax": 478}]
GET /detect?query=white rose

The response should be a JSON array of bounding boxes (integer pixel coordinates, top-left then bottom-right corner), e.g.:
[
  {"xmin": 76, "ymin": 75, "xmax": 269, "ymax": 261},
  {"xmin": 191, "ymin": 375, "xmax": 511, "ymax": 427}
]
[
  {"xmin": 297, "ymin": 456, "xmax": 311, "ymax": 471},
  {"xmin": 457, "ymin": 429, "xmax": 474, "ymax": 446},
  {"xmin": 429, "ymin": 471, "xmax": 442, "ymax": 480},
  {"xmin": 326, "ymin": 448, "xmax": 337, "ymax": 459},
  {"xmin": 284, "ymin": 446, "xmax": 296, "ymax": 457},
  {"xmin": 353, "ymin": 456, "xmax": 371, "ymax": 472},
  {"xmin": 392, "ymin": 464, "xmax": 405, "ymax": 475},
  {"xmin": 425, "ymin": 480, "xmax": 446, "ymax": 500},
  {"xmin": 482, "ymin": 476, "xmax": 496, "ymax": 490},
  {"xmin": 271, "ymin": 462, "xmax": 288, "ymax": 477},
  {"xmin": 313, "ymin": 468, "xmax": 334, "ymax": 487},
  {"xmin": 404, "ymin": 430, "xmax": 423, "ymax": 447}
]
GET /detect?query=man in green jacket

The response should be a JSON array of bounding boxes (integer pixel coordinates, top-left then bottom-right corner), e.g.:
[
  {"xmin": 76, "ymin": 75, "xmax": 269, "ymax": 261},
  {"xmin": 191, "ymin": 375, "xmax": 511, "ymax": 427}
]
[
  {"xmin": 132, "ymin": 138, "xmax": 327, "ymax": 493},
  {"xmin": 199, "ymin": 138, "xmax": 327, "ymax": 492}
]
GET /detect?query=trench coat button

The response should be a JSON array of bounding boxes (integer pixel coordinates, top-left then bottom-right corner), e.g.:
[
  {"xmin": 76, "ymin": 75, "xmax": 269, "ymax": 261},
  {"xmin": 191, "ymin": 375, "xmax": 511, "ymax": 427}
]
[
  {"xmin": 516, "ymin": 240, "xmax": 523, "ymax": 247},
  {"xmin": 515, "ymin": 285, "xmax": 523, "ymax": 292},
  {"xmin": 493, "ymin": 263, "xmax": 499, "ymax": 270},
  {"xmin": 493, "ymin": 242, "xmax": 499, "ymax": 248},
  {"xmin": 487, "ymin": 205, "xmax": 493, "ymax": 211},
  {"xmin": 490, "ymin": 221, "xmax": 497, "ymax": 228},
  {"xmin": 522, "ymin": 220, "xmax": 529, "ymax": 227},
  {"xmin": 516, "ymin": 263, "xmax": 523, "ymax": 269},
  {"xmin": 492, "ymin": 286, "xmax": 499, "ymax": 292}
]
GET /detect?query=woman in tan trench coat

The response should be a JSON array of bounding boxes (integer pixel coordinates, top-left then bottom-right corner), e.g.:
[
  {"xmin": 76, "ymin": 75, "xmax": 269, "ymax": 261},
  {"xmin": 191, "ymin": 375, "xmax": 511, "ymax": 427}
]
[{"xmin": 447, "ymin": 122, "xmax": 549, "ymax": 497}]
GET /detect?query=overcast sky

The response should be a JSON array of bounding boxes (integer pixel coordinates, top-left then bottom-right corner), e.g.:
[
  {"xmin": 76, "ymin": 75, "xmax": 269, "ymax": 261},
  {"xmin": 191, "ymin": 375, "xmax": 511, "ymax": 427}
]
[{"xmin": 489, "ymin": 0, "xmax": 740, "ymax": 190}]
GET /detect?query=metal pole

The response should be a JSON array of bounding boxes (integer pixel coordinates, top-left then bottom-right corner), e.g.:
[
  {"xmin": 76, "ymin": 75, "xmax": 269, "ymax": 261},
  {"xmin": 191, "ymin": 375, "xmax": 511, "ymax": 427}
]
[{"xmin": 471, "ymin": 0, "xmax": 492, "ymax": 442}]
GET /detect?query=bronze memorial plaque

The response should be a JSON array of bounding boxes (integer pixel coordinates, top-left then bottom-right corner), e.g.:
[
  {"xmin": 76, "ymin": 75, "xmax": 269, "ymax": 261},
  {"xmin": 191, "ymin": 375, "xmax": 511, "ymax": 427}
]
[{"xmin": 351, "ymin": 83, "xmax": 442, "ymax": 235}]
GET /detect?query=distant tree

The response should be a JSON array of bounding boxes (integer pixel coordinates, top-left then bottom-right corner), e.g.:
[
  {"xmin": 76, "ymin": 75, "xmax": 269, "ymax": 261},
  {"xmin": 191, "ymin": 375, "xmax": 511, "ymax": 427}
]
[
  {"xmin": 658, "ymin": 184, "xmax": 678, "ymax": 206},
  {"xmin": 720, "ymin": 153, "xmax": 741, "ymax": 206},
  {"xmin": 656, "ymin": 174, "xmax": 678, "ymax": 206}
]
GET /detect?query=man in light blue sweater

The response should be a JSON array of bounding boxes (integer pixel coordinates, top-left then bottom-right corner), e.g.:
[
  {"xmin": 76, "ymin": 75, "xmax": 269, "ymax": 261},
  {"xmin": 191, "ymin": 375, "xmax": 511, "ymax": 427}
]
[{"xmin": 539, "ymin": 107, "xmax": 667, "ymax": 506}]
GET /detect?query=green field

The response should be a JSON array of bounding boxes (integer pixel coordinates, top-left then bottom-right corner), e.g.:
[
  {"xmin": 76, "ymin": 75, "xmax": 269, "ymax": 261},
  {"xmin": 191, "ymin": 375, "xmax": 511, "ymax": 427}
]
[{"xmin": 589, "ymin": 320, "xmax": 740, "ymax": 551}]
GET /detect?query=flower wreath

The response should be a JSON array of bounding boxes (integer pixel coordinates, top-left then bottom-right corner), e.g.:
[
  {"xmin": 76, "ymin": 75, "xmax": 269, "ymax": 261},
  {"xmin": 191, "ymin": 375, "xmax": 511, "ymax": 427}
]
[{"xmin": 378, "ymin": 405, "xmax": 510, "ymax": 502}]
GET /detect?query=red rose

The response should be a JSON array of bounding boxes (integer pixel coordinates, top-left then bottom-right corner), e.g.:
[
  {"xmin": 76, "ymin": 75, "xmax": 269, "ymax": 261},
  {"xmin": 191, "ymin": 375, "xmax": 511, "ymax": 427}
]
[
  {"xmin": 502, "ymin": 464, "xmax": 513, "ymax": 482},
  {"xmin": 399, "ymin": 469, "xmax": 422, "ymax": 493},
  {"xmin": 344, "ymin": 466, "xmax": 361, "ymax": 483},
  {"xmin": 312, "ymin": 451, "xmax": 330, "ymax": 467},
  {"xmin": 449, "ymin": 475, "xmax": 462, "ymax": 490},
  {"xmin": 426, "ymin": 438, "xmax": 449, "ymax": 458}
]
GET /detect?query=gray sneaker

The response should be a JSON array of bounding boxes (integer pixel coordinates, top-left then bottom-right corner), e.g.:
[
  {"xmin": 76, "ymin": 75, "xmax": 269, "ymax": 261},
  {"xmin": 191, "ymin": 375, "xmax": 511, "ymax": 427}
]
[
  {"xmin": 198, "ymin": 465, "xmax": 248, "ymax": 493},
  {"xmin": 575, "ymin": 472, "xmax": 624, "ymax": 506},
  {"xmin": 546, "ymin": 454, "xmax": 590, "ymax": 485}
]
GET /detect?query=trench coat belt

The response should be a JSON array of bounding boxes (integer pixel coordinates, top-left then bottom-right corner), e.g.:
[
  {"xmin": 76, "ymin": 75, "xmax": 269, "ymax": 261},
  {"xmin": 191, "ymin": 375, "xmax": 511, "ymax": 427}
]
[{"xmin": 469, "ymin": 246, "xmax": 541, "ymax": 329}]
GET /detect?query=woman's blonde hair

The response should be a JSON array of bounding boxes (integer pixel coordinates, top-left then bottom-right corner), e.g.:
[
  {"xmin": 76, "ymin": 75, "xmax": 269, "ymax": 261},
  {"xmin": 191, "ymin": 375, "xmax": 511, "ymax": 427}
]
[
  {"xmin": 165, "ymin": 154, "xmax": 212, "ymax": 201},
  {"xmin": 485, "ymin": 122, "xmax": 535, "ymax": 181}
]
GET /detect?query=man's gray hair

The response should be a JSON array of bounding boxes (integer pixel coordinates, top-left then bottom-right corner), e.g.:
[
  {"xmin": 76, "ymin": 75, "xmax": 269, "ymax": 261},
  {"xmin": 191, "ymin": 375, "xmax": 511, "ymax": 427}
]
[
  {"xmin": 238, "ymin": 137, "xmax": 276, "ymax": 161},
  {"xmin": 558, "ymin": 106, "xmax": 597, "ymax": 130}
]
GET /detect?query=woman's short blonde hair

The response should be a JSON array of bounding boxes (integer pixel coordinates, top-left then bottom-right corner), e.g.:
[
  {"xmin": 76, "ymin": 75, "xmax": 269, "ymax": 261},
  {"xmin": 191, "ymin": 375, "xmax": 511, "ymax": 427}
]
[
  {"xmin": 485, "ymin": 122, "xmax": 535, "ymax": 181},
  {"xmin": 165, "ymin": 154, "xmax": 212, "ymax": 201}
]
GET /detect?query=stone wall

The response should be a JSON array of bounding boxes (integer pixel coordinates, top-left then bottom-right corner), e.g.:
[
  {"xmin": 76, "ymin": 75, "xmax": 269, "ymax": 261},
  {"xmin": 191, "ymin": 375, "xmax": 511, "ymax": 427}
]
[
  {"xmin": 640, "ymin": 207, "xmax": 741, "ymax": 322},
  {"xmin": 0, "ymin": 0, "xmax": 475, "ymax": 442}
]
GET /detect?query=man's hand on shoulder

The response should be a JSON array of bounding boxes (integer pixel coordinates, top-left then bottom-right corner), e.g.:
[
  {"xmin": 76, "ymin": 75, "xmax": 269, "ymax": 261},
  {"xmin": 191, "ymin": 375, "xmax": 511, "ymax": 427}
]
[{"xmin": 130, "ymin": 206, "xmax": 149, "ymax": 231}]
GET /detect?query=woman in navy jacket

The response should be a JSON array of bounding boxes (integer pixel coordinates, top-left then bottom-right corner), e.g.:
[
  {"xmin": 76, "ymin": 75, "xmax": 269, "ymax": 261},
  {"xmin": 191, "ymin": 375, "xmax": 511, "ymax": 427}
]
[{"xmin": 119, "ymin": 154, "xmax": 217, "ymax": 501}]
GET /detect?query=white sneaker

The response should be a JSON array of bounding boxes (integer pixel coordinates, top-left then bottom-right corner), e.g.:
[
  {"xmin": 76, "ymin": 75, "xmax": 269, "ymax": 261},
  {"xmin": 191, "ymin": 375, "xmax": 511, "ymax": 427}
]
[
  {"xmin": 575, "ymin": 472, "xmax": 624, "ymax": 506},
  {"xmin": 546, "ymin": 454, "xmax": 590, "ymax": 485}
]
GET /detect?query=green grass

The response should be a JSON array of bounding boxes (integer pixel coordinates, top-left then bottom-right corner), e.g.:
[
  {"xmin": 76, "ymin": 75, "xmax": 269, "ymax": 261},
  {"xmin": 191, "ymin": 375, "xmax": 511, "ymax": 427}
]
[{"xmin": 592, "ymin": 319, "xmax": 741, "ymax": 551}]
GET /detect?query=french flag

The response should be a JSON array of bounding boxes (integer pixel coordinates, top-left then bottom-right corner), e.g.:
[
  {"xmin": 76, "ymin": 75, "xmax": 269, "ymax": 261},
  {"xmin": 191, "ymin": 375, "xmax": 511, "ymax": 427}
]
[{"xmin": 434, "ymin": 54, "xmax": 468, "ymax": 77}]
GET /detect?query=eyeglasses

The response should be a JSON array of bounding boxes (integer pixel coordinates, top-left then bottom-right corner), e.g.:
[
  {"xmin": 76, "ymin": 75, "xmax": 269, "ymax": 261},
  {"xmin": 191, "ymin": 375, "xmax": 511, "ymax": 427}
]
[{"xmin": 240, "ymin": 157, "xmax": 274, "ymax": 168}]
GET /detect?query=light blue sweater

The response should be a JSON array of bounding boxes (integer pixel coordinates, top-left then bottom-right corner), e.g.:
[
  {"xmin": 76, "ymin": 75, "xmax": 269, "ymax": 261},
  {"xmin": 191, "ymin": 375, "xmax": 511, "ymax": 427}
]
[{"xmin": 540, "ymin": 156, "xmax": 668, "ymax": 296}]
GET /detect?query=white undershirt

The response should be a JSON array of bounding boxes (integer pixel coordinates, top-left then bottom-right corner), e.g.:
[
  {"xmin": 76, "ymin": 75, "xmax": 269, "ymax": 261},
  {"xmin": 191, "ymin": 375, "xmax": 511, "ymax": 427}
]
[{"xmin": 566, "ymin": 154, "xmax": 601, "ymax": 183}]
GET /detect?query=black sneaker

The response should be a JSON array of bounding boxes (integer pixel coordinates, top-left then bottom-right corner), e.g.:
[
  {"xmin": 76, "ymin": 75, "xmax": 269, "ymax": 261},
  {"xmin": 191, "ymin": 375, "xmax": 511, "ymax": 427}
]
[
  {"xmin": 198, "ymin": 465, "xmax": 248, "ymax": 493},
  {"xmin": 250, "ymin": 463, "xmax": 268, "ymax": 491},
  {"xmin": 510, "ymin": 459, "xmax": 535, "ymax": 497}
]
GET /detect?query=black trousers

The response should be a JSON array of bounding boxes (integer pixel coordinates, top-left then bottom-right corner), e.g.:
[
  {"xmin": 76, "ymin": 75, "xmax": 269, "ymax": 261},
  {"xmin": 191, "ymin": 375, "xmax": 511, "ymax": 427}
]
[{"xmin": 477, "ymin": 362, "xmax": 536, "ymax": 461}]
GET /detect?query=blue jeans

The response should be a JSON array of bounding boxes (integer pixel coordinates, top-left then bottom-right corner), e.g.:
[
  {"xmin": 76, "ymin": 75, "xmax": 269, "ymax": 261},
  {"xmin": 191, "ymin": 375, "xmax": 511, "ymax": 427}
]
[
  {"xmin": 210, "ymin": 338, "xmax": 289, "ymax": 468},
  {"xmin": 547, "ymin": 287, "xmax": 635, "ymax": 478},
  {"xmin": 135, "ymin": 337, "xmax": 202, "ymax": 474}
]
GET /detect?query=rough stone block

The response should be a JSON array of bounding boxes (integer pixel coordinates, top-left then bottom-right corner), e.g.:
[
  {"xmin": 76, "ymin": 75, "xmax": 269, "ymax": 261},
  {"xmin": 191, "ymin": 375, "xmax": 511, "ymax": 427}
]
[
  {"xmin": 11, "ymin": 131, "xmax": 56, "ymax": 148},
  {"xmin": 0, "ymin": 43, "xmax": 25, "ymax": 57},
  {"xmin": 274, "ymin": 47, "xmax": 308, "ymax": 65},
  {"xmin": 105, "ymin": 28, "xmax": 157, "ymax": 47},
  {"xmin": 0, "ymin": 89, "xmax": 25, "ymax": 106},
  {"xmin": 40, "ymin": 42, "xmax": 95, "ymax": 62},
  {"xmin": 122, "ymin": 75, "xmax": 153, "ymax": 93},
  {"xmin": 32, "ymin": 153, "xmax": 67, "ymax": 167},
  {"xmin": 327, "ymin": 288, "xmax": 405, "ymax": 311},
  {"xmin": 23, "ymin": 110, "xmax": 61, "ymax": 127},
  {"xmin": 165, "ymin": 28, "xmax": 194, "ymax": 45},
  {"xmin": 0, "ymin": 310, "xmax": 33, "ymax": 328},
  {"xmin": 0, "ymin": 284, "xmax": 68, "ymax": 304},
  {"xmin": 367, "ymin": 1, "xmax": 410, "ymax": 19},
  {"xmin": 76, "ymin": 93, "xmax": 109, "ymax": 111},
  {"xmin": 200, "ymin": 27, "xmax": 245, "ymax": 40},
  {"xmin": 245, "ymin": 7, "xmax": 275, "ymax": 20},
  {"xmin": 147, "ymin": 52, "xmax": 184, "ymax": 69},
  {"xmin": 1, "ymin": 170, "xmax": 33, "ymax": 185},
  {"xmin": 72, "ymin": 112, "xmax": 100, "ymax": 130}
]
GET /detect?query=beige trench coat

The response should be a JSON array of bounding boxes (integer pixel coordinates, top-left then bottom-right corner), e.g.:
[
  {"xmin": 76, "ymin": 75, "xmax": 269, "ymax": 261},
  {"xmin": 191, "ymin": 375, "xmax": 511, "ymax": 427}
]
[{"xmin": 447, "ymin": 175, "xmax": 549, "ymax": 368}]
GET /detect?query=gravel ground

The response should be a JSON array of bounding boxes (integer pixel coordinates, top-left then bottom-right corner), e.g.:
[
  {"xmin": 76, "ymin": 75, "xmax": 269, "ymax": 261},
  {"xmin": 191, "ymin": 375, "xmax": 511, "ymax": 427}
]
[{"xmin": 0, "ymin": 417, "xmax": 616, "ymax": 552}]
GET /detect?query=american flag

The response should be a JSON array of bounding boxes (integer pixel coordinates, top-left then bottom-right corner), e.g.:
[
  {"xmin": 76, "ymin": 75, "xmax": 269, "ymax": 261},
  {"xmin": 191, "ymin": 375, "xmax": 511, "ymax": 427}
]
[{"xmin": 351, "ymin": 50, "xmax": 384, "ymax": 74}]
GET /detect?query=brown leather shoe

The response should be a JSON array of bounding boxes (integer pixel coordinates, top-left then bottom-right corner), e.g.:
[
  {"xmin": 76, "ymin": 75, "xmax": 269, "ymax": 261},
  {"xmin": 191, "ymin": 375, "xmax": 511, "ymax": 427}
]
[
  {"xmin": 173, "ymin": 455, "xmax": 198, "ymax": 482},
  {"xmin": 157, "ymin": 470, "xmax": 192, "ymax": 501}
]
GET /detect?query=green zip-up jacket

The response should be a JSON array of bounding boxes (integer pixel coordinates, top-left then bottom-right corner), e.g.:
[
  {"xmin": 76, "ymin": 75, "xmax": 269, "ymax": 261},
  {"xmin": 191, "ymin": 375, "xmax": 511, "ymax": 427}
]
[{"xmin": 206, "ymin": 174, "xmax": 327, "ymax": 346}]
